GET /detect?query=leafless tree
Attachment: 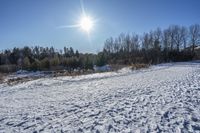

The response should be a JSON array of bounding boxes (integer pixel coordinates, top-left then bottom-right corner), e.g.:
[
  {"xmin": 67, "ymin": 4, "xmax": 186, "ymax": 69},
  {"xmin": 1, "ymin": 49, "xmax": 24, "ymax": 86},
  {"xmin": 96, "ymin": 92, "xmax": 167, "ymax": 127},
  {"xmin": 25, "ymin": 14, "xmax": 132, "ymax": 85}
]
[
  {"xmin": 181, "ymin": 26, "xmax": 188, "ymax": 49},
  {"xmin": 142, "ymin": 33, "xmax": 150, "ymax": 50},
  {"xmin": 130, "ymin": 34, "xmax": 139, "ymax": 51},
  {"xmin": 163, "ymin": 29, "xmax": 171, "ymax": 50},
  {"xmin": 168, "ymin": 26, "xmax": 176, "ymax": 51},
  {"xmin": 189, "ymin": 24, "xmax": 200, "ymax": 52},
  {"xmin": 153, "ymin": 28, "xmax": 162, "ymax": 49},
  {"xmin": 104, "ymin": 37, "xmax": 114, "ymax": 53}
]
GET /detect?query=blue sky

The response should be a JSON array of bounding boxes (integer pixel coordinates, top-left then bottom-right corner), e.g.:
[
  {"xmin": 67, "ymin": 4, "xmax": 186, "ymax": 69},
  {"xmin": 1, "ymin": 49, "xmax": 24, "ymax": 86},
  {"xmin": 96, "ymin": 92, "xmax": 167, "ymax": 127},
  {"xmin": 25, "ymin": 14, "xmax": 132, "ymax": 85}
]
[{"xmin": 0, "ymin": 0, "xmax": 200, "ymax": 53}]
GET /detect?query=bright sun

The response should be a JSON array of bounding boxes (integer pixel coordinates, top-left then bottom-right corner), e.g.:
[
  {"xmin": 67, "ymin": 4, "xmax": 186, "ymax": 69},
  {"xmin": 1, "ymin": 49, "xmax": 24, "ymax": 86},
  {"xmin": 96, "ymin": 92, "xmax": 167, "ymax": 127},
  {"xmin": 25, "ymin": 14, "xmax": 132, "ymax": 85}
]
[{"xmin": 79, "ymin": 16, "xmax": 94, "ymax": 32}]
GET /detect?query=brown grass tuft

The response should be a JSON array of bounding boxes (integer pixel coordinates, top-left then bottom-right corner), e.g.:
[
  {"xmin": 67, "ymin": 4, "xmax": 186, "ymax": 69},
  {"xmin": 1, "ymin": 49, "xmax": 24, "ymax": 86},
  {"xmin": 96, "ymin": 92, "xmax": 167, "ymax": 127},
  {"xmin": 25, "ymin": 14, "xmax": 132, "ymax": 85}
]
[{"xmin": 130, "ymin": 63, "xmax": 150, "ymax": 70}]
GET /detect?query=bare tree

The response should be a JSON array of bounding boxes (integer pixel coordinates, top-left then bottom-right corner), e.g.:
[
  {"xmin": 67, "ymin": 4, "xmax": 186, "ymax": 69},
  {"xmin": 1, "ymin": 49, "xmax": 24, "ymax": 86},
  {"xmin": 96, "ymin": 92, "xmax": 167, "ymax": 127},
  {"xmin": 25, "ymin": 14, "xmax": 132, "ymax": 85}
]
[
  {"xmin": 163, "ymin": 29, "xmax": 171, "ymax": 50},
  {"xmin": 153, "ymin": 28, "xmax": 162, "ymax": 49},
  {"xmin": 125, "ymin": 34, "xmax": 131, "ymax": 53},
  {"xmin": 104, "ymin": 37, "xmax": 114, "ymax": 53},
  {"xmin": 189, "ymin": 24, "xmax": 200, "ymax": 52},
  {"xmin": 181, "ymin": 26, "xmax": 188, "ymax": 49},
  {"xmin": 171, "ymin": 25, "xmax": 187, "ymax": 51},
  {"xmin": 130, "ymin": 34, "xmax": 139, "ymax": 52},
  {"xmin": 168, "ymin": 26, "xmax": 176, "ymax": 51},
  {"xmin": 174, "ymin": 25, "xmax": 182, "ymax": 51},
  {"xmin": 114, "ymin": 38, "xmax": 120, "ymax": 53},
  {"xmin": 142, "ymin": 33, "xmax": 150, "ymax": 50}
]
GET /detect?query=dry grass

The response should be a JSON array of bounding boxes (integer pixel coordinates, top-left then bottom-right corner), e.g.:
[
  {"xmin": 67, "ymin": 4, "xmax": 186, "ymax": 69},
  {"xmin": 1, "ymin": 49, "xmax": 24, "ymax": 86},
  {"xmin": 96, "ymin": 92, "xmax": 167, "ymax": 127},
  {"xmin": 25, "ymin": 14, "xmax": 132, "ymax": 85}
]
[
  {"xmin": 109, "ymin": 64, "xmax": 127, "ymax": 71},
  {"xmin": 52, "ymin": 70, "xmax": 95, "ymax": 77},
  {"xmin": 7, "ymin": 77, "xmax": 39, "ymax": 86},
  {"xmin": 0, "ymin": 73, "xmax": 7, "ymax": 84},
  {"xmin": 5, "ymin": 70, "xmax": 95, "ymax": 86},
  {"xmin": 0, "ymin": 73, "xmax": 3, "ymax": 81},
  {"xmin": 130, "ymin": 63, "xmax": 150, "ymax": 70},
  {"xmin": 3, "ymin": 64, "xmax": 151, "ymax": 86}
]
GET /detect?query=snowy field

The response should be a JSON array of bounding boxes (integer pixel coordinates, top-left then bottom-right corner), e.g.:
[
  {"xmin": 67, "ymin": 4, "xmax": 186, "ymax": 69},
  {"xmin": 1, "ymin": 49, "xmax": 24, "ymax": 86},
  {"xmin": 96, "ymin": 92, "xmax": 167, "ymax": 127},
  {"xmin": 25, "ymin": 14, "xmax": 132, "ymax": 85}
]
[{"xmin": 0, "ymin": 62, "xmax": 200, "ymax": 133}]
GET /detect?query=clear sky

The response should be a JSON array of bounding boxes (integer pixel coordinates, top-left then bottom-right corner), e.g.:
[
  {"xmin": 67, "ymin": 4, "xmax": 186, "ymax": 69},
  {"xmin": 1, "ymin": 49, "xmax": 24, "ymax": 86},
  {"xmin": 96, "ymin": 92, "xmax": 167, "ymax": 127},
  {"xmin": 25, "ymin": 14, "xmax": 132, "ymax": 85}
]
[{"xmin": 0, "ymin": 0, "xmax": 200, "ymax": 53}]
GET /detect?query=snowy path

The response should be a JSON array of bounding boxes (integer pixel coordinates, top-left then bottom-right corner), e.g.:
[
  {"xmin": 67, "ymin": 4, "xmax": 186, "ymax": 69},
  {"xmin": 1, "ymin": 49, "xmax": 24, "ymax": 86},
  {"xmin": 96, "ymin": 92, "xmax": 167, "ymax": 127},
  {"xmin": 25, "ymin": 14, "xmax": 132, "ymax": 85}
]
[{"xmin": 0, "ymin": 62, "xmax": 200, "ymax": 133}]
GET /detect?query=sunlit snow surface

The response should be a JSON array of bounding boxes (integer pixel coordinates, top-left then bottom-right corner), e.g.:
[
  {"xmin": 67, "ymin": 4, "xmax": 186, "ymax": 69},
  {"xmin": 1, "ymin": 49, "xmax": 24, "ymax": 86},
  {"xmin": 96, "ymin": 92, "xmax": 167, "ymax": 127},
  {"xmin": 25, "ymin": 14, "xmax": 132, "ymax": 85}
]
[{"xmin": 0, "ymin": 62, "xmax": 200, "ymax": 132}]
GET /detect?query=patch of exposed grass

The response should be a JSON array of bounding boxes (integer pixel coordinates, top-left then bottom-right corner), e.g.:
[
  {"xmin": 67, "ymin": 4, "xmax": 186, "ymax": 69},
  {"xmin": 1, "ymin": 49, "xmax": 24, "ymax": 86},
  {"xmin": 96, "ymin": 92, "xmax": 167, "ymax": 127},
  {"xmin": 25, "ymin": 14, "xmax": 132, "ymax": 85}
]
[
  {"xmin": 0, "ymin": 73, "xmax": 7, "ymax": 84},
  {"xmin": 130, "ymin": 63, "xmax": 150, "ymax": 70}
]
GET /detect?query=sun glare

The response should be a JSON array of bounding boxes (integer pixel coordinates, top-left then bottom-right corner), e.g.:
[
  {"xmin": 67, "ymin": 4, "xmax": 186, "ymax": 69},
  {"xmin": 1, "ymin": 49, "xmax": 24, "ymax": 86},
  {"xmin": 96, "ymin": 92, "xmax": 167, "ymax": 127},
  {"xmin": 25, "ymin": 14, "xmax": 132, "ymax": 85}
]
[{"xmin": 79, "ymin": 16, "xmax": 94, "ymax": 32}]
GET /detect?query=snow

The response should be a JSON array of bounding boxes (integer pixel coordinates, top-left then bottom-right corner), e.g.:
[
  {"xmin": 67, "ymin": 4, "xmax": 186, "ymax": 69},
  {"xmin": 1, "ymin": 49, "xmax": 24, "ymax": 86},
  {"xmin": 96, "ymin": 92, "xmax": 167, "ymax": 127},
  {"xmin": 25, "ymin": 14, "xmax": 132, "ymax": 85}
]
[
  {"xmin": 0, "ymin": 62, "xmax": 200, "ymax": 132},
  {"xmin": 94, "ymin": 65, "xmax": 111, "ymax": 72},
  {"xmin": 5, "ymin": 71, "xmax": 46, "ymax": 81},
  {"xmin": 195, "ymin": 46, "xmax": 200, "ymax": 50}
]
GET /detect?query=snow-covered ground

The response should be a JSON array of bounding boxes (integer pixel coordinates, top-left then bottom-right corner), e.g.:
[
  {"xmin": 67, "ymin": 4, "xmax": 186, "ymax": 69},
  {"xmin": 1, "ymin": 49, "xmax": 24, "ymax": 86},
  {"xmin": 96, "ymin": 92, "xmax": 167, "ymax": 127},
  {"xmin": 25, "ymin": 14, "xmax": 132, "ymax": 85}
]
[
  {"xmin": 0, "ymin": 62, "xmax": 200, "ymax": 133},
  {"xmin": 4, "ymin": 70, "xmax": 49, "ymax": 82}
]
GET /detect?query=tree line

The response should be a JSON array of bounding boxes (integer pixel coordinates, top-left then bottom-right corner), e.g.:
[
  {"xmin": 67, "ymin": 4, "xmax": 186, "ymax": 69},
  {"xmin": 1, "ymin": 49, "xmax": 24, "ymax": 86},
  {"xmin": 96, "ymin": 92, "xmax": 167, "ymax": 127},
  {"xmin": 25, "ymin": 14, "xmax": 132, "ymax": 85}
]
[
  {"xmin": 0, "ymin": 46, "xmax": 107, "ymax": 73},
  {"xmin": 103, "ymin": 24, "xmax": 200, "ymax": 64},
  {"xmin": 0, "ymin": 24, "xmax": 199, "ymax": 73}
]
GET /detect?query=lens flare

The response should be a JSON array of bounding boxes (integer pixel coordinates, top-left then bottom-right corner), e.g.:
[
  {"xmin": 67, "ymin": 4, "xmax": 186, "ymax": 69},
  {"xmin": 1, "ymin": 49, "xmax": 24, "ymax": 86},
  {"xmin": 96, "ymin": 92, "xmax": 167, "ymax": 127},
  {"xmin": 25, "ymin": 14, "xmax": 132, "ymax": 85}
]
[{"xmin": 79, "ymin": 16, "xmax": 94, "ymax": 32}]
